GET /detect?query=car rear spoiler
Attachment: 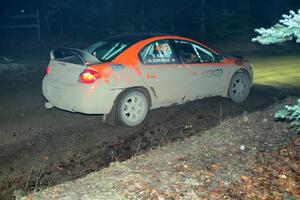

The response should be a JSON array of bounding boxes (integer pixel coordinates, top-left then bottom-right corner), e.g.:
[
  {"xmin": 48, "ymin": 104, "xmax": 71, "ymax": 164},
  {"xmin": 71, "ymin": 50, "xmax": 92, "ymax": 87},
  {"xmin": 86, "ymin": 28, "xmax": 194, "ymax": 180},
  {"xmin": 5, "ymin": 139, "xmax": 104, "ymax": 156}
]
[{"xmin": 50, "ymin": 48, "xmax": 100, "ymax": 66}]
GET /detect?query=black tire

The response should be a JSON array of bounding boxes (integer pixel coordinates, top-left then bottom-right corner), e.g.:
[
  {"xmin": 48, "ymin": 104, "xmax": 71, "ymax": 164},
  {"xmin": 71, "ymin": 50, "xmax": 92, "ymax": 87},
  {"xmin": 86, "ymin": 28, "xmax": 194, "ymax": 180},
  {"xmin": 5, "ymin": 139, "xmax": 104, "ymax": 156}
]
[
  {"xmin": 116, "ymin": 89, "xmax": 149, "ymax": 127},
  {"xmin": 228, "ymin": 72, "xmax": 251, "ymax": 103}
]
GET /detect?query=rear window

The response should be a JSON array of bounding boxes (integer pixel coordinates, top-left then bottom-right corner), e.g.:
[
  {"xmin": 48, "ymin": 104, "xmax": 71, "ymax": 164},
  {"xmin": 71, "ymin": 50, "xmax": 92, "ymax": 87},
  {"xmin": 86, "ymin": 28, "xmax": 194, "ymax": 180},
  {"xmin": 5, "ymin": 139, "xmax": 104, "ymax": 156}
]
[{"xmin": 86, "ymin": 39, "xmax": 134, "ymax": 62}]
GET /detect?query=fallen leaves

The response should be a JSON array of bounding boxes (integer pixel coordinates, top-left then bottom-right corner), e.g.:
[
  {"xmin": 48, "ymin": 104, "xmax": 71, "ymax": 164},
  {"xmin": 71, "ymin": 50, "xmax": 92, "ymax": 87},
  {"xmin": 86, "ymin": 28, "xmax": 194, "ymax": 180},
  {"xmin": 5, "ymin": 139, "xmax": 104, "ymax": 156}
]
[
  {"xmin": 226, "ymin": 135, "xmax": 300, "ymax": 200},
  {"xmin": 119, "ymin": 133, "xmax": 299, "ymax": 200},
  {"xmin": 294, "ymin": 137, "xmax": 300, "ymax": 146}
]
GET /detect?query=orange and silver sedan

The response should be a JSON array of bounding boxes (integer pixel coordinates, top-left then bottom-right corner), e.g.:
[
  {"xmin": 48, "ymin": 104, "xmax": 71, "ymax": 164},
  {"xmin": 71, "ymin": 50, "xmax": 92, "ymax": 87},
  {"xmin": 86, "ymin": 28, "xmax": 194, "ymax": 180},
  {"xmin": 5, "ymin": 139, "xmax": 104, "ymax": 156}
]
[{"xmin": 42, "ymin": 33, "xmax": 253, "ymax": 127}]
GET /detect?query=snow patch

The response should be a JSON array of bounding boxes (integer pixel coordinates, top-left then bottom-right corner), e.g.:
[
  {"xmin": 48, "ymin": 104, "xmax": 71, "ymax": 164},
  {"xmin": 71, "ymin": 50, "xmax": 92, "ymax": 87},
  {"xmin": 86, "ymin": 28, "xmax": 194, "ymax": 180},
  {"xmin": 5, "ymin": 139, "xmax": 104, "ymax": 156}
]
[
  {"xmin": 0, "ymin": 63, "xmax": 29, "ymax": 72},
  {"xmin": 0, "ymin": 57, "xmax": 31, "ymax": 76}
]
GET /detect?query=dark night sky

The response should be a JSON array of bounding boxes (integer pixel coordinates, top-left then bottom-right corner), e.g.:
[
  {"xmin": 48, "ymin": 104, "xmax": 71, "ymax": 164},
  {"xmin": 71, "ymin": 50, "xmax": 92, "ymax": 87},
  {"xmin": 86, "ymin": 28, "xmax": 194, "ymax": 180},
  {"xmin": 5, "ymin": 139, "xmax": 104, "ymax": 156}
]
[{"xmin": 1, "ymin": 0, "xmax": 300, "ymax": 41}]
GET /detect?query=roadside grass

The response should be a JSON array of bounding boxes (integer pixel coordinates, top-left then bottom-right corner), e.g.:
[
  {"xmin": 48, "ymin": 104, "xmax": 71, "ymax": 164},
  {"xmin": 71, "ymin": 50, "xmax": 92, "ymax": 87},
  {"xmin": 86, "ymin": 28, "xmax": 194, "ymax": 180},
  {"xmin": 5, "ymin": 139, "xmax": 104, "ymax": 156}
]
[
  {"xmin": 251, "ymin": 53, "xmax": 300, "ymax": 87},
  {"xmin": 212, "ymin": 40, "xmax": 300, "ymax": 88}
]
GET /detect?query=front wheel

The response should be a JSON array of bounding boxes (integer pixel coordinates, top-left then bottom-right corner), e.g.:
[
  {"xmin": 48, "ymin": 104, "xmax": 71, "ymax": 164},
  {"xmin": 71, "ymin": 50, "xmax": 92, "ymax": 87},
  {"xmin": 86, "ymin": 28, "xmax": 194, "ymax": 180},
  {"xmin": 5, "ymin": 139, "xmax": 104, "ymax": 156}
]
[
  {"xmin": 228, "ymin": 72, "xmax": 251, "ymax": 103},
  {"xmin": 116, "ymin": 89, "xmax": 149, "ymax": 127}
]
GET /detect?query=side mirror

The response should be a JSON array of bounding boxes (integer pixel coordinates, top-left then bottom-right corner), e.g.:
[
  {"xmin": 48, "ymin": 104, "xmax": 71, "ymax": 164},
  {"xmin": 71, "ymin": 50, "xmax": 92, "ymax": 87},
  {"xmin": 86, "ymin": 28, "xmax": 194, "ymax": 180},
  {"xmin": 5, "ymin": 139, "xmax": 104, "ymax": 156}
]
[{"xmin": 215, "ymin": 54, "xmax": 224, "ymax": 62}]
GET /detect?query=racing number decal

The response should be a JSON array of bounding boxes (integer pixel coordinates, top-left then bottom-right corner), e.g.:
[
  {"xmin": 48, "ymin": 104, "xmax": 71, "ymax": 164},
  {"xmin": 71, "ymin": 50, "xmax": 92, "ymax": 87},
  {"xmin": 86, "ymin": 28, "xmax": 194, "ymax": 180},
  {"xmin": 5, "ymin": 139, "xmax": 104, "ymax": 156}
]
[
  {"xmin": 140, "ymin": 41, "xmax": 177, "ymax": 65},
  {"xmin": 201, "ymin": 69, "xmax": 223, "ymax": 77}
]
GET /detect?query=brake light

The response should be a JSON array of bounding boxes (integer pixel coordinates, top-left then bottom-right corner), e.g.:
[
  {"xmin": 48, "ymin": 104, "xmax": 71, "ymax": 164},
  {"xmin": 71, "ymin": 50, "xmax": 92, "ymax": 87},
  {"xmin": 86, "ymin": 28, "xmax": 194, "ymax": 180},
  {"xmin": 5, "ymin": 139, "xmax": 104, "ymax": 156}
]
[
  {"xmin": 79, "ymin": 69, "xmax": 100, "ymax": 84},
  {"xmin": 46, "ymin": 66, "xmax": 51, "ymax": 75}
]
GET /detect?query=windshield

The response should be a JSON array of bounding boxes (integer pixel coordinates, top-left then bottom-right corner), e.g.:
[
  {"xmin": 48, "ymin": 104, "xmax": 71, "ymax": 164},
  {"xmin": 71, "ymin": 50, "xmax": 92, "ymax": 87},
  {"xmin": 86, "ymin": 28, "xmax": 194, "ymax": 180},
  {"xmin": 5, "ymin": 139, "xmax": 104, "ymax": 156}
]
[{"xmin": 86, "ymin": 38, "xmax": 134, "ymax": 62}]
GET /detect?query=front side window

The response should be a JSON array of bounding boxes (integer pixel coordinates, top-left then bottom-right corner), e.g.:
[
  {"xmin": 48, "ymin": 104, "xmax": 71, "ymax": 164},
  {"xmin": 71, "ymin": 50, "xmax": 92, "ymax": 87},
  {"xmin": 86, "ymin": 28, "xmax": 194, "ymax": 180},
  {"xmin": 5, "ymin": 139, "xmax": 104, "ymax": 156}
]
[
  {"xmin": 174, "ymin": 40, "xmax": 215, "ymax": 64},
  {"xmin": 139, "ymin": 40, "xmax": 178, "ymax": 65}
]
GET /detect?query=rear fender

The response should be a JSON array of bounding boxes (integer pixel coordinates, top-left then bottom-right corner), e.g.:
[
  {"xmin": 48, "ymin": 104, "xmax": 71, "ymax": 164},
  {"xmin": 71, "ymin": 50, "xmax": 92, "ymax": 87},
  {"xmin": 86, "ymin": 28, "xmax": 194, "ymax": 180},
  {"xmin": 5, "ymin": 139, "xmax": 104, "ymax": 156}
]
[{"xmin": 104, "ymin": 65, "xmax": 145, "ymax": 89}]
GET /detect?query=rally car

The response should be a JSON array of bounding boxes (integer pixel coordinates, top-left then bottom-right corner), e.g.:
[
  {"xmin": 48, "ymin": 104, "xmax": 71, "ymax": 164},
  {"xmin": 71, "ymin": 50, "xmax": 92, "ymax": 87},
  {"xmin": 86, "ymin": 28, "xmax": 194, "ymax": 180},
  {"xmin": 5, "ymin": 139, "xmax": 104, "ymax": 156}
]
[{"xmin": 42, "ymin": 33, "xmax": 253, "ymax": 127}]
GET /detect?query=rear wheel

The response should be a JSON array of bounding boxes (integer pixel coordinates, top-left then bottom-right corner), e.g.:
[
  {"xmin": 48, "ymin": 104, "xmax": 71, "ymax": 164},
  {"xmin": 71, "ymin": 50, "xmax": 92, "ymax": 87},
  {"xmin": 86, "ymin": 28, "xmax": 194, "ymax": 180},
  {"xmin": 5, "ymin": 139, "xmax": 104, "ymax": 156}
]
[
  {"xmin": 228, "ymin": 72, "xmax": 251, "ymax": 103},
  {"xmin": 116, "ymin": 89, "xmax": 149, "ymax": 127}
]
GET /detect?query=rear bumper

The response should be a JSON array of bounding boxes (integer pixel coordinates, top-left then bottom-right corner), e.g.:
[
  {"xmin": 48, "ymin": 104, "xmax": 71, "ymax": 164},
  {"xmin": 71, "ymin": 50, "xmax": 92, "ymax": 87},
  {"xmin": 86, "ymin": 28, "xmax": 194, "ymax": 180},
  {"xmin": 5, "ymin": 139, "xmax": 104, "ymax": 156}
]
[{"xmin": 42, "ymin": 76, "xmax": 119, "ymax": 114}]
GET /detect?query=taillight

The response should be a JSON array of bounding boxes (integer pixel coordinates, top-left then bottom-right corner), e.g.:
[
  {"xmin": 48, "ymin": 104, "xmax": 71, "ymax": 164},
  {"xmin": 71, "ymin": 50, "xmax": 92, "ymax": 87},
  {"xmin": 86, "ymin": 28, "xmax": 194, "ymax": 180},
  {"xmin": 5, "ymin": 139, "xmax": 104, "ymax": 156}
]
[
  {"xmin": 46, "ymin": 66, "xmax": 51, "ymax": 75},
  {"xmin": 79, "ymin": 69, "xmax": 100, "ymax": 84}
]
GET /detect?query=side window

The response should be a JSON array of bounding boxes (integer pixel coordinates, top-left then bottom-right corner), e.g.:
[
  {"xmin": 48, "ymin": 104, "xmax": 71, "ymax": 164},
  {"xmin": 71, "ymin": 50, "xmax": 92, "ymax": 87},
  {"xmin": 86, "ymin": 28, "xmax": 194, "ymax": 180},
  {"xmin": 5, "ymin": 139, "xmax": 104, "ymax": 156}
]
[
  {"xmin": 174, "ymin": 40, "xmax": 215, "ymax": 64},
  {"xmin": 139, "ymin": 40, "xmax": 178, "ymax": 65}
]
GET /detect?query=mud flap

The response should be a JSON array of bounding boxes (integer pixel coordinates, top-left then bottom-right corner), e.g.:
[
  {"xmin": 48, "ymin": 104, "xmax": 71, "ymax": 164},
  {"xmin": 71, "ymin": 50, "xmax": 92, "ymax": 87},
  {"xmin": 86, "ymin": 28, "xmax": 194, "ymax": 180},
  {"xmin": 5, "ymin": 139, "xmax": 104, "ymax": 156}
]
[{"xmin": 103, "ymin": 102, "xmax": 117, "ymax": 126}]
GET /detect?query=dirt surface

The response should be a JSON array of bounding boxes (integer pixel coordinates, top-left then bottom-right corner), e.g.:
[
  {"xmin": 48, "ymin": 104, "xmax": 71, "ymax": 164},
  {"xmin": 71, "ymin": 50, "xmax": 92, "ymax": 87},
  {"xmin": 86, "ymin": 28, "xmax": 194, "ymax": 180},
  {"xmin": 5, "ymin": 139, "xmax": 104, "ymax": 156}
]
[
  {"xmin": 23, "ymin": 97, "xmax": 300, "ymax": 200},
  {"xmin": 1, "ymin": 40, "xmax": 300, "ymax": 199}
]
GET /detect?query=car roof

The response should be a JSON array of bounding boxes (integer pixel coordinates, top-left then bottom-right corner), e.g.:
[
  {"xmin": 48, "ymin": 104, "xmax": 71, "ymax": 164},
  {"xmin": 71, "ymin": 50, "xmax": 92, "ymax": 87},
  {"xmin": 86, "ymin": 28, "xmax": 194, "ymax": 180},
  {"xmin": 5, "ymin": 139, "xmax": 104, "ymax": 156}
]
[{"xmin": 91, "ymin": 33, "xmax": 219, "ymax": 57}]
